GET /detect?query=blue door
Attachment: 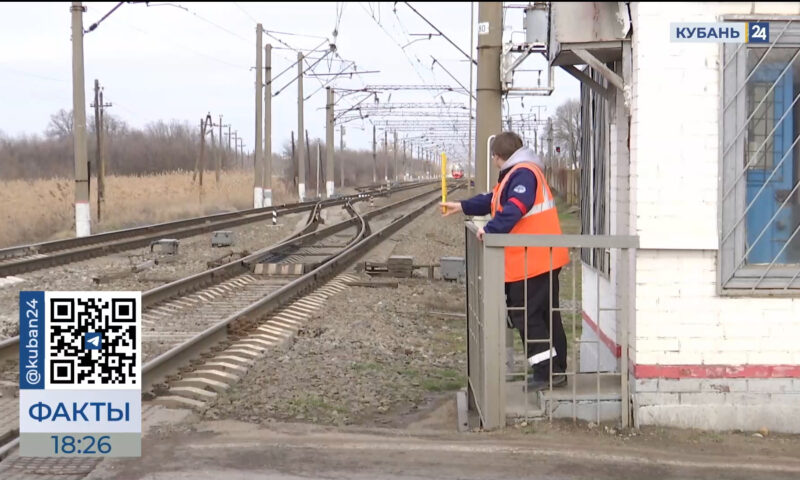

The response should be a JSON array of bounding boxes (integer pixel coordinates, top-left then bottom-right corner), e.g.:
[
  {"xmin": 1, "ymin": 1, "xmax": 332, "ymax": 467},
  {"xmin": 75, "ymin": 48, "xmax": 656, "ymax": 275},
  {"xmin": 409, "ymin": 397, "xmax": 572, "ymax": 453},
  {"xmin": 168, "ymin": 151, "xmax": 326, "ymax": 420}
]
[{"xmin": 746, "ymin": 64, "xmax": 795, "ymax": 264}]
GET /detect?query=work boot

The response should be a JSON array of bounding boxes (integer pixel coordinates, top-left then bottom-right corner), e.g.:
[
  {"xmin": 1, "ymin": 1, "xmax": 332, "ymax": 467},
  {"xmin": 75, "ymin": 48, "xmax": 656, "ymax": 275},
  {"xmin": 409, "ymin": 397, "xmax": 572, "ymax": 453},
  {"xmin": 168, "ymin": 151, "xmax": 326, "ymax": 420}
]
[{"xmin": 526, "ymin": 373, "xmax": 567, "ymax": 391}]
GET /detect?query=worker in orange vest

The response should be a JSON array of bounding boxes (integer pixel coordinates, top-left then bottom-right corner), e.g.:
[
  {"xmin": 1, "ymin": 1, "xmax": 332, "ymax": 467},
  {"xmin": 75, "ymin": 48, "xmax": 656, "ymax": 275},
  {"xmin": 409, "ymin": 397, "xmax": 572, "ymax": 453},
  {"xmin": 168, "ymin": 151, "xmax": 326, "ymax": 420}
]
[{"xmin": 442, "ymin": 131, "xmax": 569, "ymax": 390}]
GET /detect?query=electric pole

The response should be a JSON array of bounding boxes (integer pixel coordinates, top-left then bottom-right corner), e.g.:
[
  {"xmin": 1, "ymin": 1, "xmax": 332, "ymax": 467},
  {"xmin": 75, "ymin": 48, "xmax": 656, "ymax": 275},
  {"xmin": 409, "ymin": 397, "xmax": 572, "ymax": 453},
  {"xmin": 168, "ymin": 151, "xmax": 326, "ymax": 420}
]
[
  {"xmin": 264, "ymin": 43, "xmax": 273, "ymax": 206},
  {"xmin": 372, "ymin": 124, "xmax": 377, "ymax": 184},
  {"xmin": 316, "ymin": 143, "xmax": 321, "ymax": 198},
  {"xmin": 468, "ymin": 1, "xmax": 475, "ymax": 190},
  {"xmin": 339, "ymin": 125, "xmax": 345, "ymax": 187},
  {"xmin": 325, "ymin": 87, "xmax": 334, "ymax": 198},
  {"xmin": 383, "ymin": 129, "xmax": 388, "ymax": 182},
  {"xmin": 254, "ymin": 23, "xmax": 264, "ymax": 207},
  {"xmin": 547, "ymin": 118, "xmax": 553, "ymax": 170},
  {"xmin": 297, "ymin": 51, "xmax": 306, "ymax": 201},
  {"xmin": 91, "ymin": 79, "xmax": 111, "ymax": 223},
  {"xmin": 305, "ymin": 129, "xmax": 311, "ymax": 194},
  {"xmin": 475, "ymin": 1, "xmax": 503, "ymax": 193},
  {"xmin": 232, "ymin": 131, "xmax": 239, "ymax": 168},
  {"xmin": 402, "ymin": 139, "xmax": 407, "ymax": 181},
  {"xmin": 71, "ymin": 2, "xmax": 90, "ymax": 237},
  {"xmin": 393, "ymin": 130, "xmax": 398, "ymax": 182},
  {"xmin": 217, "ymin": 114, "xmax": 224, "ymax": 183}
]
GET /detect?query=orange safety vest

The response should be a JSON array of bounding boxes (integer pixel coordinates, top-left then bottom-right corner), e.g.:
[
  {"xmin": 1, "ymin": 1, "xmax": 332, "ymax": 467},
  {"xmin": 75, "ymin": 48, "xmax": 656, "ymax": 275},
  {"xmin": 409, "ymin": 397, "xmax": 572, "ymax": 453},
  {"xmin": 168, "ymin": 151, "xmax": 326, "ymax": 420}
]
[{"xmin": 490, "ymin": 162, "xmax": 569, "ymax": 282}]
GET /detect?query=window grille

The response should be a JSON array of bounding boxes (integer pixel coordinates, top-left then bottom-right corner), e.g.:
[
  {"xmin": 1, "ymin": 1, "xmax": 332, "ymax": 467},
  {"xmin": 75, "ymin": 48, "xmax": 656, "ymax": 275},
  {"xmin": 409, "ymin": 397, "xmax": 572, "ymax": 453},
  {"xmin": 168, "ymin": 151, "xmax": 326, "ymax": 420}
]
[{"xmin": 721, "ymin": 19, "xmax": 800, "ymax": 292}]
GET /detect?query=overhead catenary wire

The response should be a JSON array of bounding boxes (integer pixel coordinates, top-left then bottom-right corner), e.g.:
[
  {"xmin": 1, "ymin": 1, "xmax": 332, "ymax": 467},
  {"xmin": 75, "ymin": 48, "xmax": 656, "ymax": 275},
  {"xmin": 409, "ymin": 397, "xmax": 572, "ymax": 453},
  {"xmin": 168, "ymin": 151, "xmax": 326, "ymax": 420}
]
[
  {"xmin": 119, "ymin": 20, "xmax": 250, "ymax": 70},
  {"xmin": 273, "ymin": 48, "xmax": 333, "ymax": 97},
  {"xmin": 400, "ymin": 2, "xmax": 477, "ymax": 66}
]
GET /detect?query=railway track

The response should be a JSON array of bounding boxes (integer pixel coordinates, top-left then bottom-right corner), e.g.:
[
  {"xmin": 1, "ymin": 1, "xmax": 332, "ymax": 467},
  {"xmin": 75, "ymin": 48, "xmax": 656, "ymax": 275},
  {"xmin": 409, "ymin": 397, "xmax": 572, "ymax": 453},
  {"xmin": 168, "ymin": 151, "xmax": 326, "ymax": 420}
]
[
  {"xmin": 0, "ymin": 183, "xmax": 459, "ymax": 465},
  {"xmin": 0, "ymin": 181, "xmax": 428, "ymax": 278}
]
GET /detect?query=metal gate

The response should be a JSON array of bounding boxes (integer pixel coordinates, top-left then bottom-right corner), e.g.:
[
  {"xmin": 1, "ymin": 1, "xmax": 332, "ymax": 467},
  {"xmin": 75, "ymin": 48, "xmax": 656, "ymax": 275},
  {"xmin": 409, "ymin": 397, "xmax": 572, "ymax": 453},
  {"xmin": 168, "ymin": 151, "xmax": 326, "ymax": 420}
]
[{"xmin": 465, "ymin": 222, "xmax": 638, "ymax": 429}]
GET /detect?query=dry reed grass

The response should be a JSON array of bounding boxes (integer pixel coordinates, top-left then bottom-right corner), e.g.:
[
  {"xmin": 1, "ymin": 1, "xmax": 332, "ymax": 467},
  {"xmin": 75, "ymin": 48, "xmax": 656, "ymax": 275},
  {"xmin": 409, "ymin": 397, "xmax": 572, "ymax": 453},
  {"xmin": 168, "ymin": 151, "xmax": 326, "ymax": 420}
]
[{"xmin": 0, "ymin": 169, "xmax": 295, "ymax": 248}]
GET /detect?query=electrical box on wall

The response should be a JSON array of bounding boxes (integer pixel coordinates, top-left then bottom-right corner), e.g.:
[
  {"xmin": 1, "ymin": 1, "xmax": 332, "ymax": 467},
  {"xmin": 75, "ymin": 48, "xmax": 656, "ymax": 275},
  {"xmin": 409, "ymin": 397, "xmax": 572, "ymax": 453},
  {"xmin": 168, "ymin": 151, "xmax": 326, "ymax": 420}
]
[{"xmin": 548, "ymin": 2, "xmax": 630, "ymax": 67}]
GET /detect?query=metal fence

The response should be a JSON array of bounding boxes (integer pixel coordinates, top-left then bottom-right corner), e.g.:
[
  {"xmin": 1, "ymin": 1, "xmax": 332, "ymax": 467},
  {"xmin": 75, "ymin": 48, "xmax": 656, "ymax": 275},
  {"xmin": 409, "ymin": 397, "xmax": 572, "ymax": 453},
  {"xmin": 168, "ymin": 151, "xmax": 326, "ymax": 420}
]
[
  {"xmin": 545, "ymin": 166, "xmax": 580, "ymax": 207},
  {"xmin": 465, "ymin": 221, "xmax": 638, "ymax": 429}
]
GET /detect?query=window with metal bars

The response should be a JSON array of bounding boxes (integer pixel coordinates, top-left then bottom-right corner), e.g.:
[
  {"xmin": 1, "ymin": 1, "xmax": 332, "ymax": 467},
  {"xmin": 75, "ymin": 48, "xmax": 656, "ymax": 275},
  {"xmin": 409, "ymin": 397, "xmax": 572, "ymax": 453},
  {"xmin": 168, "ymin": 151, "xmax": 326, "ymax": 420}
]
[
  {"xmin": 579, "ymin": 65, "xmax": 609, "ymax": 275},
  {"xmin": 721, "ymin": 19, "xmax": 800, "ymax": 292}
]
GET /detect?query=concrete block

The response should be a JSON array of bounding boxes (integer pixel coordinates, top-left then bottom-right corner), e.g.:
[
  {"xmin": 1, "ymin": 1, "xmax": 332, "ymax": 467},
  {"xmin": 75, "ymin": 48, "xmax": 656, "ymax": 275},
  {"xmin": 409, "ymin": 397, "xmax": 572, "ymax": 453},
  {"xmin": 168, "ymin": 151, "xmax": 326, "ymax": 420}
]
[
  {"xmin": 201, "ymin": 361, "xmax": 248, "ymax": 375},
  {"xmin": 657, "ymin": 379, "xmax": 702, "ymax": 393},
  {"xmin": 635, "ymin": 392, "xmax": 680, "ymax": 405},
  {"xmin": 634, "ymin": 378, "xmax": 659, "ymax": 393},
  {"xmin": 769, "ymin": 393, "xmax": 800, "ymax": 404},
  {"xmin": 191, "ymin": 369, "xmax": 239, "ymax": 384},
  {"xmin": 211, "ymin": 230, "xmax": 234, "ymax": 247},
  {"xmin": 699, "ymin": 379, "xmax": 748, "ymax": 393},
  {"xmin": 169, "ymin": 386, "xmax": 217, "ymax": 401},
  {"xmin": 679, "ymin": 392, "xmax": 728, "ymax": 405},
  {"xmin": 544, "ymin": 399, "xmax": 622, "ymax": 423},
  {"xmin": 173, "ymin": 377, "xmax": 230, "ymax": 394},
  {"xmin": 747, "ymin": 378, "xmax": 795, "ymax": 394},
  {"xmin": 635, "ymin": 404, "xmax": 800, "ymax": 434}
]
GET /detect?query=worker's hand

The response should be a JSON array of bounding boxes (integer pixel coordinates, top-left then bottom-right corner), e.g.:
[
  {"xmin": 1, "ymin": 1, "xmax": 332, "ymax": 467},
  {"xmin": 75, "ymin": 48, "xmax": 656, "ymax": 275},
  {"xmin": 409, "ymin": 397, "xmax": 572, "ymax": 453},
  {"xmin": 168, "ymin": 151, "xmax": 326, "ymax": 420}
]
[
  {"xmin": 476, "ymin": 227, "xmax": 485, "ymax": 242},
  {"xmin": 441, "ymin": 201, "xmax": 462, "ymax": 216}
]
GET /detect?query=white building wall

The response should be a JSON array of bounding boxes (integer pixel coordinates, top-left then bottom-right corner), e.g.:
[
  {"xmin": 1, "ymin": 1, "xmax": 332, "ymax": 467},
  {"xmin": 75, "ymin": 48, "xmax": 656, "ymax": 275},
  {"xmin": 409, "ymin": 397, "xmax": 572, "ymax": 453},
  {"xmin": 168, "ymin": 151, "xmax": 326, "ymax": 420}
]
[
  {"xmin": 629, "ymin": 1, "xmax": 800, "ymax": 431},
  {"xmin": 632, "ymin": 1, "xmax": 800, "ymax": 367}
]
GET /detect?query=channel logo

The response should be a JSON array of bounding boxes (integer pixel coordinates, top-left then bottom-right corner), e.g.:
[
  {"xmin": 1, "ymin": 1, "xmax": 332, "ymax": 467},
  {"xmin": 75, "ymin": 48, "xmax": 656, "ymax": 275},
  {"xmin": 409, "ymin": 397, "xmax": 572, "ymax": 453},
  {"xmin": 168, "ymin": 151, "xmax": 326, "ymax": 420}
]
[{"xmin": 670, "ymin": 22, "xmax": 769, "ymax": 43}]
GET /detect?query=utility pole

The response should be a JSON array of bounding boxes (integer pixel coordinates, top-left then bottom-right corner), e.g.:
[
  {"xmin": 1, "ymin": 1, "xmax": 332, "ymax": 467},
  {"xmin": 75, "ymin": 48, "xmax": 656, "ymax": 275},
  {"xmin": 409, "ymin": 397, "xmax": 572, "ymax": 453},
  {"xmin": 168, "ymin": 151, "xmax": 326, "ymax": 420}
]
[
  {"xmin": 254, "ymin": 23, "xmax": 264, "ymax": 208},
  {"xmin": 372, "ymin": 124, "xmax": 377, "ymax": 184},
  {"xmin": 316, "ymin": 143, "xmax": 321, "ymax": 198},
  {"xmin": 393, "ymin": 130, "xmax": 398, "ymax": 182},
  {"xmin": 325, "ymin": 87, "xmax": 334, "ymax": 198},
  {"xmin": 383, "ymin": 129, "xmax": 388, "ymax": 182},
  {"xmin": 291, "ymin": 131, "xmax": 297, "ymax": 190},
  {"xmin": 475, "ymin": 1, "xmax": 503, "ymax": 193},
  {"xmin": 217, "ymin": 114, "xmax": 223, "ymax": 183},
  {"xmin": 227, "ymin": 125, "xmax": 232, "ymax": 166},
  {"xmin": 91, "ymin": 79, "xmax": 111, "ymax": 223},
  {"xmin": 198, "ymin": 114, "xmax": 212, "ymax": 189},
  {"xmin": 297, "ymin": 51, "xmax": 306, "ymax": 201},
  {"xmin": 339, "ymin": 125, "xmax": 345, "ymax": 187},
  {"xmin": 71, "ymin": 2, "xmax": 90, "ymax": 237},
  {"xmin": 209, "ymin": 126, "xmax": 216, "ymax": 184},
  {"xmin": 402, "ymin": 139, "xmax": 407, "ymax": 182},
  {"xmin": 547, "ymin": 118, "xmax": 553, "ymax": 170},
  {"xmin": 468, "ymin": 1, "xmax": 475, "ymax": 189},
  {"xmin": 232, "ymin": 131, "xmax": 239, "ymax": 168},
  {"xmin": 264, "ymin": 43, "xmax": 273, "ymax": 206},
  {"xmin": 305, "ymin": 129, "xmax": 312, "ymax": 194}
]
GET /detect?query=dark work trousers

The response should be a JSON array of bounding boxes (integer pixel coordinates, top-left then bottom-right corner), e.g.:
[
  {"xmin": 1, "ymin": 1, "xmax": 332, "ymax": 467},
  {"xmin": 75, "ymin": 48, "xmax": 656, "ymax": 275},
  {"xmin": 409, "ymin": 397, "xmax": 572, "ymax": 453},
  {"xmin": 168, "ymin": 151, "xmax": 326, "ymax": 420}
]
[{"xmin": 505, "ymin": 268, "xmax": 567, "ymax": 380}]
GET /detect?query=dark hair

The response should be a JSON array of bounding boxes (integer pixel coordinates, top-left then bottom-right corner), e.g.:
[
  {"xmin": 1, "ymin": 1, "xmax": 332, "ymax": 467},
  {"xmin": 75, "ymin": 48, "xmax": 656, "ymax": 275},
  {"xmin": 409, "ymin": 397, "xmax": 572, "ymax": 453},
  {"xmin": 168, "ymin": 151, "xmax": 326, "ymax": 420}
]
[{"xmin": 490, "ymin": 131, "xmax": 523, "ymax": 161}]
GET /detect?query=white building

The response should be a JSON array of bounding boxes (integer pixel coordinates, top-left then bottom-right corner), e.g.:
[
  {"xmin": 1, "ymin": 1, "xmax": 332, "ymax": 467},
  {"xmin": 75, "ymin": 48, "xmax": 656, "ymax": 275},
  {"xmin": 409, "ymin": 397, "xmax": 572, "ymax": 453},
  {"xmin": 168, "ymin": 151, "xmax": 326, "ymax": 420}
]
[{"xmin": 554, "ymin": 2, "xmax": 800, "ymax": 432}]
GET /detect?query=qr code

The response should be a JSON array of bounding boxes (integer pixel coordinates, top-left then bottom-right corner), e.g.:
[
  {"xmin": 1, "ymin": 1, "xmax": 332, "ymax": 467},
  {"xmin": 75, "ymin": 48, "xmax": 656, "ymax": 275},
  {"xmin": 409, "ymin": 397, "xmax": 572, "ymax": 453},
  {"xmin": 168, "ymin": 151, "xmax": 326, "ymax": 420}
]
[{"xmin": 46, "ymin": 292, "xmax": 140, "ymax": 388}]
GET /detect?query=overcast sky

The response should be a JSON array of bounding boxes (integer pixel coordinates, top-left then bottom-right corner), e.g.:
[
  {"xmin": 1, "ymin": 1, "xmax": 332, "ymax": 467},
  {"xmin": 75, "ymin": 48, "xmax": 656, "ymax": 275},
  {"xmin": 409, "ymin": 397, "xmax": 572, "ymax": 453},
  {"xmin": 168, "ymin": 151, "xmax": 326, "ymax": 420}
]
[{"xmin": 0, "ymin": 2, "xmax": 578, "ymax": 163}]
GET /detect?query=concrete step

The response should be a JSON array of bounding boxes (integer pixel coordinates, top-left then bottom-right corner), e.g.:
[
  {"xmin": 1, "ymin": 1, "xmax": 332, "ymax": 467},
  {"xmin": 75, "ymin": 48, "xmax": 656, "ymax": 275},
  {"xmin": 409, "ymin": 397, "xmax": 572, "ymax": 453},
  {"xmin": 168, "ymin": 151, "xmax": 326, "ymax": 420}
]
[{"xmin": 506, "ymin": 373, "xmax": 622, "ymax": 423}]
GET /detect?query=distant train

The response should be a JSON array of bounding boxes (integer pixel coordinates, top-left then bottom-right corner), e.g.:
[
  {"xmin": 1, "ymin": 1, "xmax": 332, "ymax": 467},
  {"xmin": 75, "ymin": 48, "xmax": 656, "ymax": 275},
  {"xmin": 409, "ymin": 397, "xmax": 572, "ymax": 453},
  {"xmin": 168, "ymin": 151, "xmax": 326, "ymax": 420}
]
[{"xmin": 451, "ymin": 163, "xmax": 464, "ymax": 179}]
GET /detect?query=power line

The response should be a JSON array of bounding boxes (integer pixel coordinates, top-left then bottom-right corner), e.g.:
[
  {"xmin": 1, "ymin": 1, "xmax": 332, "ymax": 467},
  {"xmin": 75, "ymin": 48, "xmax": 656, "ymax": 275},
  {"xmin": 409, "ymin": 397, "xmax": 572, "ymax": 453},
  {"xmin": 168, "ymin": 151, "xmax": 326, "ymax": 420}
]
[
  {"xmin": 166, "ymin": 2, "xmax": 252, "ymax": 45},
  {"xmin": 400, "ymin": 2, "xmax": 477, "ymax": 66},
  {"xmin": 358, "ymin": 2, "xmax": 431, "ymax": 87},
  {"xmin": 119, "ymin": 20, "xmax": 250, "ymax": 70}
]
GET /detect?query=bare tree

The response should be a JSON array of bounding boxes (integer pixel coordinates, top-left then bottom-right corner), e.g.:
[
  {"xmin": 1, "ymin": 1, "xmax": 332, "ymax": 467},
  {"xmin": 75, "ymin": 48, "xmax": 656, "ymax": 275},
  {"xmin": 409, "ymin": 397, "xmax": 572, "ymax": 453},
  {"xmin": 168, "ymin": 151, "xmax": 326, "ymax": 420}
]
[
  {"xmin": 45, "ymin": 108, "xmax": 73, "ymax": 138},
  {"xmin": 552, "ymin": 99, "xmax": 580, "ymax": 168}
]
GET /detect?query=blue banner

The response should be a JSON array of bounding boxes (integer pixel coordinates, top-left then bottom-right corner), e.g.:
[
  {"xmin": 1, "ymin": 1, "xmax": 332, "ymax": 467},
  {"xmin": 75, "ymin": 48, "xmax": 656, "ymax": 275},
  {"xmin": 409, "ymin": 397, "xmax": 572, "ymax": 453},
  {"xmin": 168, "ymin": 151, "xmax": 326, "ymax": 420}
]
[{"xmin": 19, "ymin": 291, "xmax": 44, "ymax": 389}]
